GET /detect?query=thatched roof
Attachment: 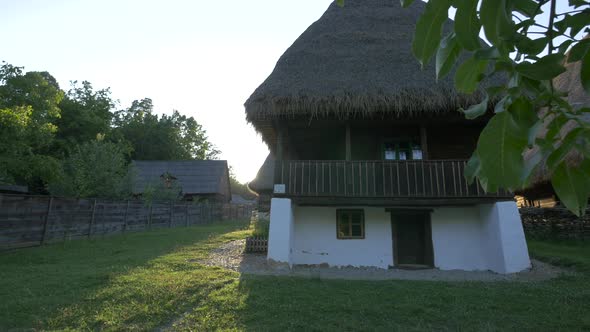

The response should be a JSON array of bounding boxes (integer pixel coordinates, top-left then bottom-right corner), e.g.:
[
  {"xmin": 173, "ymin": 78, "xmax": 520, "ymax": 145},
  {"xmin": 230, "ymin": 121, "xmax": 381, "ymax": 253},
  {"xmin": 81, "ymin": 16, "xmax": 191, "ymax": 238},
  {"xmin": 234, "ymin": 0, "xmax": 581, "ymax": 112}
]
[
  {"xmin": 525, "ymin": 49, "xmax": 590, "ymax": 188},
  {"xmin": 245, "ymin": 0, "xmax": 489, "ymax": 133},
  {"xmin": 132, "ymin": 160, "xmax": 231, "ymax": 199}
]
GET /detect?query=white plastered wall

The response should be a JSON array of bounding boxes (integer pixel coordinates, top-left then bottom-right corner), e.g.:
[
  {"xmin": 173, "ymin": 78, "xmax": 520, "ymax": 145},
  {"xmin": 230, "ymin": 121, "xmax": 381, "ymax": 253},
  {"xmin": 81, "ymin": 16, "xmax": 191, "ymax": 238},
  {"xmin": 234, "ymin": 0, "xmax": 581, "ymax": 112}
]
[
  {"xmin": 431, "ymin": 202, "xmax": 530, "ymax": 273},
  {"xmin": 267, "ymin": 198, "xmax": 294, "ymax": 265},
  {"xmin": 268, "ymin": 200, "xmax": 530, "ymax": 273},
  {"xmin": 291, "ymin": 206, "xmax": 393, "ymax": 268}
]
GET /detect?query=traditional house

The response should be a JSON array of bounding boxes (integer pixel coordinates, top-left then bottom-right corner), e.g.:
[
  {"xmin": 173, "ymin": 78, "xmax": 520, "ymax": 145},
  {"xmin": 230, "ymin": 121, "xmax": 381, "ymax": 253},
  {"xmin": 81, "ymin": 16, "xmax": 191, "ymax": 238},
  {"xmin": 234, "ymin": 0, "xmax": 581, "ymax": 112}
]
[
  {"xmin": 246, "ymin": 0, "xmax": 531, "ymax": 273},
  {"xmin": 132, "ymin": 160, "xmax": 231, "ymax": 202},
  {"xmin": 519, "ymin": 37, "xmax": 590, "ymax": 207}
]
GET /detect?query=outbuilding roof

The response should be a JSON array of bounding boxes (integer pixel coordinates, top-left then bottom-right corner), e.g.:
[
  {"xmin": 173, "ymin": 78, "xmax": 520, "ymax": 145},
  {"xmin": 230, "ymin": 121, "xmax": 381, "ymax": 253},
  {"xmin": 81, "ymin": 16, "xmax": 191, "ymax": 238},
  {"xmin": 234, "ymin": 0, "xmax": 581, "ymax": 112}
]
[{"xmin": 132, "ymin": 160, "xmax": 230, "ymax": 198}]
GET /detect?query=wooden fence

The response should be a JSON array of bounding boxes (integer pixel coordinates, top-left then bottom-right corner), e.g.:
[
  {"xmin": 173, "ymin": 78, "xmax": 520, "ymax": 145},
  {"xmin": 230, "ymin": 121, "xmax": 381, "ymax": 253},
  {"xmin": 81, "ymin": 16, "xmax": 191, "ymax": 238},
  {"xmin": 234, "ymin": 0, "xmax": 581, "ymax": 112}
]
[
  {"xmin": 245, "ymin": 236, "xmax": 268, "ymax": 253},
  {"xmin": 0, "ymin": 194, "xmax": 254, "ymax": 250}
]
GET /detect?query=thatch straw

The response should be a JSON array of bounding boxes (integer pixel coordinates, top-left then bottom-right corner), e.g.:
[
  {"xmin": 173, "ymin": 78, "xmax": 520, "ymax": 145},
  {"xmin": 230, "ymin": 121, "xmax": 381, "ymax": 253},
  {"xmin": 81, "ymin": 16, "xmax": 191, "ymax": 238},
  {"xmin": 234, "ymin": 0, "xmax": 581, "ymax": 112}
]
[
  {"xmin": 525, "ymin": 46, "xmax": 590, "ymax": 187},
  {"xmin": 244, "ymin": 0, "xmax": 491, "ymax": 125}
]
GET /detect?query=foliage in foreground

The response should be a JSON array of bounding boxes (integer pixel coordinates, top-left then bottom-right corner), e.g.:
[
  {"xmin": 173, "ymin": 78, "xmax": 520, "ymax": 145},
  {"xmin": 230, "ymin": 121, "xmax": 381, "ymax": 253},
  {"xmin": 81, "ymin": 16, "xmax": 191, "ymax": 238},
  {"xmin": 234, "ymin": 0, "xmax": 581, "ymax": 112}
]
[
  {"xmin": 337, "ymin": 0, "xmax": 590, "ymax": 216},
  {"xmin": 1, "ymin": 224, "xmax": 589, "ymax": 331}
]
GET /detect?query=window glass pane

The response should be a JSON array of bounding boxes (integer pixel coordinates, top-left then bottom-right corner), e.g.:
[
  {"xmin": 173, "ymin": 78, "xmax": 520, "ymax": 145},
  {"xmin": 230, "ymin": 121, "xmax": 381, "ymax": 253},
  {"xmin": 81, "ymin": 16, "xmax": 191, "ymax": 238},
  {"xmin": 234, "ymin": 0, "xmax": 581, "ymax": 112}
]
[
  {"xmin": 338, "ymin": 219, "xmax": 350, "ymax": 237},
  {"xmin": 337, "ymin": 210, "xmax": 364, "ymax": 238},
  {"xmin": 412, "ymin": 143, "xmax": 423, "ymax": 160},
  {"xmin": 384, "ymin": 142, "xmax": 396, "ymax": 160},
  {"xmin": 351, "ymin": 223, "xmax": 362, "ymax": 237},
  {"xmin": 398, "ymin": 150, "xmax": 407, "ymax": 160}
]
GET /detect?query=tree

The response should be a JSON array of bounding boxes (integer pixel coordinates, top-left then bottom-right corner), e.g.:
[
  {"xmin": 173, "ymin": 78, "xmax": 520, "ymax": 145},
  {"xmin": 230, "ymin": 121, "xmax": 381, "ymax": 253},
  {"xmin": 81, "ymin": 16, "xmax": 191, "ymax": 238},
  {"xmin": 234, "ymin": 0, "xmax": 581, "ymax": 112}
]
[
  {"xmin": 113, "ymin": 98, "xmax": 220, "ymax": 160},
  {"xmin": 338, "ymin": 0, "xmax": 590, "ymax": 216},
  {"xmin": 0, "ymin": 62, "xmax": 63, "ymax": 191},
  {"xmin": 48, "ymin": 137, "xmax": 133, "ymax": 199},
  {"xmin": 54, "ymin": 81, "xmax": 115, "ymax": 156}
]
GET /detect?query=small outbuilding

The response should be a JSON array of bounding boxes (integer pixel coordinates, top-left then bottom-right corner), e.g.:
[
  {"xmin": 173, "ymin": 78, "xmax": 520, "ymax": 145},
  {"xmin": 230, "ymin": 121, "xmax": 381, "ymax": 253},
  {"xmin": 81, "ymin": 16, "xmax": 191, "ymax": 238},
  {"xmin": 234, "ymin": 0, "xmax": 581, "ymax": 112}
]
[{"xmin": 132, "ymin": 160, "xmax": 231, "ymax": 202}]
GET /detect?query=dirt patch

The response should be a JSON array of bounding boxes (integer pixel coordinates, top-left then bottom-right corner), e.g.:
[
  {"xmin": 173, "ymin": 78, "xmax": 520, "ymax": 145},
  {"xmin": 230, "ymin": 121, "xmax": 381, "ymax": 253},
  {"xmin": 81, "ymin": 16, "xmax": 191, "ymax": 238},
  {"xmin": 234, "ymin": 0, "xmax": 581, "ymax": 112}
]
[{"xmin": 198, "ymin": 239, "xmax": 571, "ymax": 282}]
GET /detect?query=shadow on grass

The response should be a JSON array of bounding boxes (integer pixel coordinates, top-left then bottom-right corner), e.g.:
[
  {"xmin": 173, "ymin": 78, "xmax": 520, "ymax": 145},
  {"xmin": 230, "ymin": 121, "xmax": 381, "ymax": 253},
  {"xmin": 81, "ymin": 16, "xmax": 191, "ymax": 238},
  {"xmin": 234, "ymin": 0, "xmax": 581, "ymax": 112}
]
[
  {"xmin": 4, "ymin": 228, "xmax": 589, "ymax": 331},
  {"xmin": 0, "ymin": 220, "xmax": 249, "ymax": 330},
  {"xmin": 169, "ymin": 240, "xmax": 590, "ymax": 331}
]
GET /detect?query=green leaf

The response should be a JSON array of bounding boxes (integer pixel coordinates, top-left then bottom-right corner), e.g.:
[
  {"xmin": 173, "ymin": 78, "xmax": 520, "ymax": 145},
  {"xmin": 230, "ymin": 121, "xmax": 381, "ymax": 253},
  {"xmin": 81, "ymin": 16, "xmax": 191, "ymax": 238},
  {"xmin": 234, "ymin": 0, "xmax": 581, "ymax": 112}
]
[
  {"xmin": 474, "ymin": 47, "xmax": 501, "ymax": 60},
  {"xmin": 400, "ymin": 0, "xmax": 415, "ymax": 8},
  {"xmin": 520, "ymin": 147, "xmax": 543, "ymax": 188},
  {"xmin": 514, "ymin": 36, "xmax": 548, "ymax": 55},
  {"xmin": 569, "ymin": 0, "xmax": 588, "ymax": 8},
  {"xmin": 567, "ymin": 39, "xmax": 590, "ymax": 63},
  {"xmin": 494, "ymin": 95, "xmax": 510, "ymax": 113},
  {"xmin": 555, "ymin": 12, "xmax": 590, "ymax": 37},
  {"xmin": 558, "ymin": 39, "xmax": 575, "ymax": 55},
  {"xmin": 412, "ymin": 0, "xmax": 452, "ymax": 68},
  {"xmin": 336, "ymin": 0, "xmax": 345, "ymax": 7},
  {"xmin": 582, "ymin": 50, "xmax": 590, "ymax": 94},
  {"xmin": 477, "ymin": 111, "xmax": 528, "ymax": 190},
  {"xmin": 546, "ymin": 128, "xmax": 584, "ymax": 170},
  {"xmin": 436, "ymin": 33, "xmax": 462, "ymax": 79},
  {"xmin": 454, "ymin": 57, "xmax": 488, "ymax": 93},
  {"xmin": 480, "ymin": 0, "xmax": 514, "ymax": 46},
  {"xmin": 527, "ymin": 121, "xmax": 543, "ymax": 147},
  {"xmin": 464, "ymin": 153, "xmax": 481, "ymax": 184},
  {"xmin": 551, "ymin": 161, "xmax": 590, "ymax": 217},
  {"xmin": 512, "ymin": 0, "xmax": 542, "ymax": 17},
  {"xmin": 461, "ymin": 95, "xmax": 489, "ymax": 119},
  {"xmin": 516, "ymin": 54, "xmax": 566, "ymax": 80},
  {"xmin": 454, "ymin": 0, "xmax": 481, "ymax": 51},
  {"xmin": 508, "ymin": 97, "xmax": 536, "ymax": 130}
]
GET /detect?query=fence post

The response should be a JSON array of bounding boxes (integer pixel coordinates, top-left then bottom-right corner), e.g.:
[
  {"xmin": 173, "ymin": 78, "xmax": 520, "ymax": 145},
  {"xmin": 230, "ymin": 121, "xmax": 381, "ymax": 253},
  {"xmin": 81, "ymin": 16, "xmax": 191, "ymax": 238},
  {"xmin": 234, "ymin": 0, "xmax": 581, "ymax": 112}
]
[
  {"xmin": 185, "ymin": 204, "xmax": 189, "ymax": 227},
  {"xmin": 88, "ymin": 199, "xmax": 97, "ymax": 238},
  {"xmin": 168, "ymin": 202, "xmax": 174, "ymax": 228},
  {"xmin": 41, "ymin": 197, "xmax": 54, "ymax": 245},
  {"xmin": 147, "ymin": 204, "xmax": 153, "ymax": 230},
  {"xmin": 123, "ymin": 200, "xmax": 130, "ymax": 233}
]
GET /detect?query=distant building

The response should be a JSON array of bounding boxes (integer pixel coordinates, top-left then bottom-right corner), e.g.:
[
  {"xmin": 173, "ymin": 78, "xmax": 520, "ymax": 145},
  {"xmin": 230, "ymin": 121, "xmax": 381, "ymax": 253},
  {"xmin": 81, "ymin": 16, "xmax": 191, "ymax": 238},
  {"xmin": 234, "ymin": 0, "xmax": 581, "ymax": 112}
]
[
  {"xmin": 132, "ymin": 160, "xmax": 231, "ymax": 202},
  {"xmin": 0, "ymin": 185, "xmax": 28, "ymax": 195},
  {"xmin": 231, "ymin": 194, "xmax": 256, "ymax": 205}
]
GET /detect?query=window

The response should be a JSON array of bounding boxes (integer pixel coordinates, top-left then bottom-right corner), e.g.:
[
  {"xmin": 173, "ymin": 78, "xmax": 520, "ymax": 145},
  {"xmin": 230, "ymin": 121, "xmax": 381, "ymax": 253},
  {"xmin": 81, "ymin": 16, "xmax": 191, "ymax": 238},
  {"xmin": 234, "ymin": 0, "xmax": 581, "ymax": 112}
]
[
  {"xmin": 383, "ymin": 140, "xmax": 422, "ymax": 160},
  {"xmin": 337, "ymin": 209, "xmax": 365, "ymax": 239}
]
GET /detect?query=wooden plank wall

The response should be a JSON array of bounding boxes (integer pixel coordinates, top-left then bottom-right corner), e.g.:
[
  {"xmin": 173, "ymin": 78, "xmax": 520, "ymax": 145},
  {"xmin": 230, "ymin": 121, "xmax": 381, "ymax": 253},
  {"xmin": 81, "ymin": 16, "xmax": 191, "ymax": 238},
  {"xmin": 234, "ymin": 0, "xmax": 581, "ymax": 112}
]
[{"xmin": 0, "ymin": 194, "xmax": 253, "ymax": 250}]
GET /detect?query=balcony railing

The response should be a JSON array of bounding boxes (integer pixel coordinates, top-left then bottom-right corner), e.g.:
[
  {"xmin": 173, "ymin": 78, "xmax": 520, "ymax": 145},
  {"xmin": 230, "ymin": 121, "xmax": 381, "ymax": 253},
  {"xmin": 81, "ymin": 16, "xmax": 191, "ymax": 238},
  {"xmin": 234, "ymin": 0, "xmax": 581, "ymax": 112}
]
[{"xmin": 273, "ymin": 160, "xmax": 511, "ymax": 199}]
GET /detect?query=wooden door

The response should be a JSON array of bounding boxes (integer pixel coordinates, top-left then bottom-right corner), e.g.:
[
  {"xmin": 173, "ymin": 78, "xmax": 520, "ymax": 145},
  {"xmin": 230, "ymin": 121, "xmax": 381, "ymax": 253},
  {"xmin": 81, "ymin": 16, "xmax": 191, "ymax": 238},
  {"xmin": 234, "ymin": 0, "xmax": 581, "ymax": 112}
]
[{"xmin": 391, "ymin": 211, "xmax": 434, "ymax": 267}]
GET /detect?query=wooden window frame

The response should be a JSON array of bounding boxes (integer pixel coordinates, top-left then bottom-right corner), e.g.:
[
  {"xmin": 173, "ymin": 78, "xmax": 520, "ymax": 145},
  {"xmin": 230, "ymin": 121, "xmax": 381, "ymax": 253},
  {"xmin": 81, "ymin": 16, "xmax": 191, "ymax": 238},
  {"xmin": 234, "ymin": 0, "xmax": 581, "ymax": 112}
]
[
  {"xmin": 382, "ymin": 138, "xmax": 422, "ymax": 161},
  {"xmin": 336, "ymin": 209, "xmax": 365, "ymax": 239}
]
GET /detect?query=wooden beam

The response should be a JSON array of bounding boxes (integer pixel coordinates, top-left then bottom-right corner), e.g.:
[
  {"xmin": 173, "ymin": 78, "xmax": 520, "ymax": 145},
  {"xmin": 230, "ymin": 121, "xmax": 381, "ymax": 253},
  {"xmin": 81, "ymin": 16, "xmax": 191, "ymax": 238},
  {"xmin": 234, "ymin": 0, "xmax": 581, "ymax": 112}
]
[
  {"xmin": 276, "ymin": 124, "xmax": 284, "ymax": 161},
  {"xmin": 420, "ymin": 126, "xmax": 429, "ymax": 160},
  {"xmin": 345, "ymin": 123, "xmax": 352, "ymax": 161}
]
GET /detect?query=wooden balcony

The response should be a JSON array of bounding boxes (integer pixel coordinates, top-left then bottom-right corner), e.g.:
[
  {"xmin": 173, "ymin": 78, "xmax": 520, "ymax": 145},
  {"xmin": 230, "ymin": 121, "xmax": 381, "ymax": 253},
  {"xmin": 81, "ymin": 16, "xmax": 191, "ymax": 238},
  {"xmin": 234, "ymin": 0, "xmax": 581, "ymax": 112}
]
[{"xmin": 273, "ymin": 160, "xmax": 512, "ymax": 202}]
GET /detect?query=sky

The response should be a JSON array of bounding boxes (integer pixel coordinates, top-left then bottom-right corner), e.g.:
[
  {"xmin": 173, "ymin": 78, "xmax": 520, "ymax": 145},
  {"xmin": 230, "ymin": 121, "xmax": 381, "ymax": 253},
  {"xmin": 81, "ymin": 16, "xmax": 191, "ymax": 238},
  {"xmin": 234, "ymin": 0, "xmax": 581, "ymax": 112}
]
[
  {"xmin": 0, "ymin": 0, "xmax": 576, "ymax": 183},
  {"xmin": 0, "ymin": 0, "xmax": 333, "ymax": 183}
]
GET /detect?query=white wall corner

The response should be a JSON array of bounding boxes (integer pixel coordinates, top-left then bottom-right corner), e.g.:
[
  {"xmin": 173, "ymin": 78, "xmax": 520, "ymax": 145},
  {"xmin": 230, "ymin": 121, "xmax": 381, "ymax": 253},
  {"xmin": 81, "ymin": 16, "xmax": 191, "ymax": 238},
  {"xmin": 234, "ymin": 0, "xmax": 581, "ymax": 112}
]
[
  {"xmin": 480, "ymin": 201, "xmax": 531, "ymax": 274},
  {"xmin": 267, "ymin": 198, "xmax": 294, "ymax": 266}
]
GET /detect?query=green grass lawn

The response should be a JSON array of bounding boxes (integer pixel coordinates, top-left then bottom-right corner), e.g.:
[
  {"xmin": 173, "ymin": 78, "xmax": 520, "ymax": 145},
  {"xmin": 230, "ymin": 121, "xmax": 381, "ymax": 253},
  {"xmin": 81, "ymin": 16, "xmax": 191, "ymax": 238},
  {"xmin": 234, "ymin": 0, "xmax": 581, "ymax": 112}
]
[{"xmin": 1, "ymin": 223, "xmax": 589, "ymax": 331}]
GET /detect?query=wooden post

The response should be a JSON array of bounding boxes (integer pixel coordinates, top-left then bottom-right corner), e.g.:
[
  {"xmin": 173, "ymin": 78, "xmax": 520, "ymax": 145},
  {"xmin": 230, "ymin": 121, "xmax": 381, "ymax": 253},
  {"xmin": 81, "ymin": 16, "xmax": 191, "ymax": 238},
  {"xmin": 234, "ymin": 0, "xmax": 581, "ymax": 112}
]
[
  {"xmin": 41, "ymin": 197, "xmax": 54, "ymax": 245},
  {"xmin": 276, "ymin": 123, "xmax": 284, "ymax": 161},
  {"xmin": 345, "ymin": 123, "xmax": 351, "ymax": 161},
  {"xmin": 147, "ymin": 204, "xmax": 153, "ymax": 230},
  {"xmin": 88, "ymin": 199, "xmax": 97, "ymax": 238},
  {"xmin": 168, "ymin": 202, "xmax": 174, "ymax": 228},
  {"xmin": 185, "ymin": 204, "xmax": 189, "ymax": 227},
  {"xmin": 122, "ymin": 200, "xmax": 130, "ymax": 233},
  {"xmin": 420, "ymin": 126, "xmax": 429, "ymax": 160}
]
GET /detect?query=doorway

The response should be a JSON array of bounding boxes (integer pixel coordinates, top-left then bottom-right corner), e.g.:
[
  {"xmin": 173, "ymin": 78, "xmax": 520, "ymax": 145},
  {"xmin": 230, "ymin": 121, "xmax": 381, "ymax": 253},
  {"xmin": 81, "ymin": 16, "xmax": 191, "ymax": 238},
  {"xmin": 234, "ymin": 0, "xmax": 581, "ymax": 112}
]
[{"xmin": 390, "ymin": 210, "xmax": 434, "ymax": 268}]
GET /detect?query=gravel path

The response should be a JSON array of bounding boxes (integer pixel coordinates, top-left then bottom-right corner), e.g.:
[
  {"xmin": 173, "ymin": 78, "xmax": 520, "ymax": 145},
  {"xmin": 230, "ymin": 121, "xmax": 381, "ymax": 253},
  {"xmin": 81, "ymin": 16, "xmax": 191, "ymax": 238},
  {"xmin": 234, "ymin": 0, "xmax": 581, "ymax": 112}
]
[{"xmin": 199, "ymin": 239, "xmax": 569, "ymax": 282}]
